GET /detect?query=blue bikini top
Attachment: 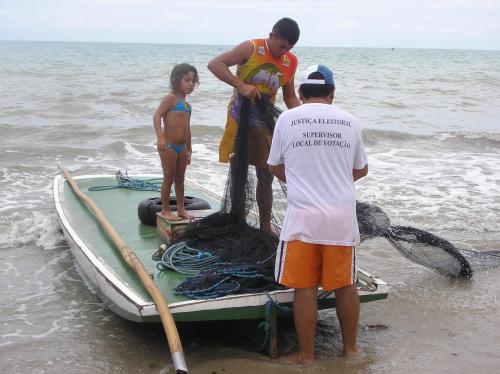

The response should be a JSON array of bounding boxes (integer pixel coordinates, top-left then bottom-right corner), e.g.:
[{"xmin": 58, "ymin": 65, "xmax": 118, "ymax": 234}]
[{"xmin": 169, "ymin": 97, "xmax": 190, "ymax": 113}]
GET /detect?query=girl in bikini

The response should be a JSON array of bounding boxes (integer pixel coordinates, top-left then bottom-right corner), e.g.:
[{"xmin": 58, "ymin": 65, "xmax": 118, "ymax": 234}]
[{"xmin": 153, "ymin": 63, "xmax": 199, "ymax": 220}]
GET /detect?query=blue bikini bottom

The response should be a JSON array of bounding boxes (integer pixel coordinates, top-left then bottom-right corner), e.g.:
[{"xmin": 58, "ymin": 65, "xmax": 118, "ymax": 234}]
[{"xmin": 167, "ymin": 143, "xmax": 186, "ymax": 154}]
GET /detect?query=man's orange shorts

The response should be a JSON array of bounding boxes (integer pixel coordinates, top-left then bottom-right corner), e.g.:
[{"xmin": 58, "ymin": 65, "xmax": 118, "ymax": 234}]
[{"xmin": 275, "ymin": 240, "xmax": 357, "ymax": 291}]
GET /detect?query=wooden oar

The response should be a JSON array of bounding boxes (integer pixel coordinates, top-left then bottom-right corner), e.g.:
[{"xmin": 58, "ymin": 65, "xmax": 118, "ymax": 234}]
[{"xmin": 58, "ymin": 165, "xmax": 188, "ymax": 373}]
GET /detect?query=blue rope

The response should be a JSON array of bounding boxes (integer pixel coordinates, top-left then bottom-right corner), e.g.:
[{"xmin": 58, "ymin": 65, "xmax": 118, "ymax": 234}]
[
  {"xmin": 264, "ymin": 291, "xmax": 292, "ymax": 315},
  {"xmin": 157, "ymin": 241, "xmax": 222, "ymax": 275},
  {"xmin": 88, "ymin": 171, "xmax": 162, "ymax": 192},
  {"xmin": 318, "ymin": 290, "xmax": 334, "ymax": 300},
  {"xmin": 257, "ymin": 300, "xmax": 273, "ymax": 352},
  {"xmin": 174, "ymin": 276, "xmax": 241, "ymax": 299},
  {"xmin": 155, "ymin": 243, "xmax": 276, "ymax": 300},
  {"xmin": 172, "ymin": 263, "xmax": 268, "ymax": 300},
  {"xmin": 257, "ymin": 292, "xmax": 293, "ymax": 351},
  {"xmin": 199, "ymin": 263, "xmax": 265, "ymax": 279}
]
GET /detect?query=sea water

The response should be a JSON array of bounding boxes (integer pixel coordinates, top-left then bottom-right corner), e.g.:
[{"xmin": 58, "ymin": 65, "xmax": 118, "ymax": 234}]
[{"xmin": 1, "ymin": 41, "xmax": 499, "ymax": 373}]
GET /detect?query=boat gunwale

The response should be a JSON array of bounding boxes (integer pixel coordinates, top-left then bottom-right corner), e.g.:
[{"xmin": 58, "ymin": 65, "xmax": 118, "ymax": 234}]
[{"xmin": 53, "ymin": 174, "xmax": 150, "ymax": 311}]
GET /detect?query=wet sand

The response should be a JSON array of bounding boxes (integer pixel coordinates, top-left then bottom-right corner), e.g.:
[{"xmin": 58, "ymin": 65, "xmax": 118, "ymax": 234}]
[{"xmin": 2, "ymin": 237, "xmax": 499, "ymax": 374}]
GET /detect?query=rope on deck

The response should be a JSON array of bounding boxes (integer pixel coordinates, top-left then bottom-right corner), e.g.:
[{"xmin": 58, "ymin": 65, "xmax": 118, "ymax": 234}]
[
  {"xmin": 156, "ymin": 241, "xmax": 222, "ymax": 275},
  {"xmin": 88, "ymin": 171, "xmax": 162, "ymax": 192},
  {"xmin": 172, "ymin": 262, "xmax": 266, "ymax": 299}
]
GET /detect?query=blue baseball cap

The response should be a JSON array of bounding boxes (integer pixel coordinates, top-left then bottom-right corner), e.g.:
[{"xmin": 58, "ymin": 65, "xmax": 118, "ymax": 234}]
[{"xmin": 299, "ymin": 64, "xmax": 335, "ymax": 86}]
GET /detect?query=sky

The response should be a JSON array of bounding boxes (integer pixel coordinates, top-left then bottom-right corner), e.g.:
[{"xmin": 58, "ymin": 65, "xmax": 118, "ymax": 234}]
[{"xmin": 1, "ymin": 0, "xmax": 499, "ymax": 50}]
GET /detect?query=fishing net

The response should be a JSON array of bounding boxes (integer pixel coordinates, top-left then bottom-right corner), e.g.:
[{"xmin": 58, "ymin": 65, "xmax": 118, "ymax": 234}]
[
  {"xmin": 356, "ymin": 202, "xmax": 500, "ymax": 277},
  {"xmin": 155, "ymin": 96, "xmax": 500, "ymax": 300},
  {"xmin": 171, "ymin": 96, "xmax": 285, "ymax": 298}
]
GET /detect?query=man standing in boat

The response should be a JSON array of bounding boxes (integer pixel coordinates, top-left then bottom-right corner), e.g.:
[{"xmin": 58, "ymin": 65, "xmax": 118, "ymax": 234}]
[
  {"xmin": 207, "ymin": 18, "xmax": 301, "ymax": 235},
  {"xmin": 268, "ymin": 65, "xmax": 368, "ymax": 364}
]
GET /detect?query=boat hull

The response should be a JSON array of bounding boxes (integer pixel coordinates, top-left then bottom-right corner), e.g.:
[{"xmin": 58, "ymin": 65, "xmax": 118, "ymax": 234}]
[{"xmin": 54, "ymin": 174, "xmax": 389, "ymax": 323}]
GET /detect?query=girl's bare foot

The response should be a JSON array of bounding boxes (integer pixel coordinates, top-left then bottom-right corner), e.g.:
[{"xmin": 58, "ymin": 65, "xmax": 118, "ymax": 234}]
[
  {"xmin": 279, "ymin": 351, "xmax": 314, "ymax": 365},
  {"xmin": 159, "ymin": 211, "xmax": 181, "ymax": 221},
  {"xmin": 177, "ymin": 208, "xmax": 195, "ymax": 220}
]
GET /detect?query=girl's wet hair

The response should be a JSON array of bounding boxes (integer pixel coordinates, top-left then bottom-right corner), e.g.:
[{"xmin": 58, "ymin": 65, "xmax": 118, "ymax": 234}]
[{"xmin": 169, "ymin": 63, "xmax": 199, "ymax": 90}]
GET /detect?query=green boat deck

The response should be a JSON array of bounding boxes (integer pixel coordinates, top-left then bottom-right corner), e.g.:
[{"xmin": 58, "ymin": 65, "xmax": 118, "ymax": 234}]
[{"xmin": 60, "ymin": 175, "xmax": 220, "ymax": 306}]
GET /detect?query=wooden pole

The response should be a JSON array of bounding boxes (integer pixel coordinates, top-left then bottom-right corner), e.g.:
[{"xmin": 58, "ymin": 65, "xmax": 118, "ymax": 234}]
[{"xmin": 58, "ymin": 165, "xmax": 188, "ymax": 373}]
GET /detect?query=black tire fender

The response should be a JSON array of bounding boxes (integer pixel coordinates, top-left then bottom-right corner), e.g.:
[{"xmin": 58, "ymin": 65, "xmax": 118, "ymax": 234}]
[{"xmin": 137, "ymin": 196, "xmax": 211, "ymax": 226}]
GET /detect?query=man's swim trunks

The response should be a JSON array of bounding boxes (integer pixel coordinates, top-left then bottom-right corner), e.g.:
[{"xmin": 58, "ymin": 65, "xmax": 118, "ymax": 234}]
[{"xmin": 275, "ymin": 240, "xmax": 358, "ymax": 291}]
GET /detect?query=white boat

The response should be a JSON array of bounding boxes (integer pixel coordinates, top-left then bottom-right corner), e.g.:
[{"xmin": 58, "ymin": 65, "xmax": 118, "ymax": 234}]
[{"xmin": 53, "ymin": 173, "xmax": 389, "ymax": 355}]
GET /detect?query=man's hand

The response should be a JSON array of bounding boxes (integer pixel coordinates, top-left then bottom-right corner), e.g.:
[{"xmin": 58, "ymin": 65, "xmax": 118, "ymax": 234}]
[
  {"xmin": 238, "ymin": 83, "xmax": 261, "ymax": 100},
  {"xmin": 353, "ymin": 165, "xmax": 368, "ymax": 181},
  {"xmin": 268, "ymin": 164, "xmax": 286, "ymax": 183}
]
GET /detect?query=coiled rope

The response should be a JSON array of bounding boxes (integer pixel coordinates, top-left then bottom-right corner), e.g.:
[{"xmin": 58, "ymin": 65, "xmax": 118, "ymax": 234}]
[
  {"xmin": 157, "ymin": 241, "xmax": 222, "ymax": 275},
  {"xmin": 88, "ymin": 171, "xmax": 162, "ymax": 192}
]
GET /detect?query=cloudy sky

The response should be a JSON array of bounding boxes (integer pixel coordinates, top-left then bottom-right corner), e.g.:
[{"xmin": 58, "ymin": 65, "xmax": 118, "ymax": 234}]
[{"xmin": 1, "ymin": 0, "xmax": 499, "ymax": 50}]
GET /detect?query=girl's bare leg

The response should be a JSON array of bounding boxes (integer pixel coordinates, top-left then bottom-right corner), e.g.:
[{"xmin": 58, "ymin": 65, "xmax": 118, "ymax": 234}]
[
  {"xmin": 175, "ymin": 149, "xmax": 194, "ymax": 219},
  {"xmin": 159, "ymin": 147, "xmax": 181, "ymax": 221}
]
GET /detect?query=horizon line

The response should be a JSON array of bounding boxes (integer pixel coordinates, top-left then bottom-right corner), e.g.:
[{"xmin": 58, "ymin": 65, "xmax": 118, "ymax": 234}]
[{"xmin": 1, "ymin": 38, "xmax": 499, "ymax": 52}]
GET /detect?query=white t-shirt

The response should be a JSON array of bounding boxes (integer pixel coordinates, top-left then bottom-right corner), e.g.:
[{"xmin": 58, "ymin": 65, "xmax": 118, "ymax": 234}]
[{"xmin": 268, "ymin": 103, "xmax": 367, "ymax": 245}]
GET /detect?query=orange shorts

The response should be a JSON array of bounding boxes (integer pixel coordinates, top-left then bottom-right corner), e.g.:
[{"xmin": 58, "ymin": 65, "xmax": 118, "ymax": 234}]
[{"xmin": 275, "ymin": 240, "xmax": 357, "ymax": 291}]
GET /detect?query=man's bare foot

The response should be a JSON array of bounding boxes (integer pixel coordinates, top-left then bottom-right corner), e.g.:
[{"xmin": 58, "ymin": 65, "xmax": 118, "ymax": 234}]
[
  {"xmin": 343, "ymin": 348, "xmax": 358, "ymax": 356},
  {"xmin": 177, "ymin": 208, "xmax": 195, "ymax": 220},
  {"xmin": 279, "ymin": 351, "xmax": 314, "ymax": 365},
  {"xmin": 341, "ymin": 349, "xmax": 369, "ymax": 364},
  {"xmin": 159, "ymin": 211, "xmax": 181, "ymax": 221}
]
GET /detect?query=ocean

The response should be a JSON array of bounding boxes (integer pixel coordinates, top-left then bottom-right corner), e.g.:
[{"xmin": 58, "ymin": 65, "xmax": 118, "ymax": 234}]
[{"xmin": 0, "ymin": 40, "xmax": 499, "ymax": 373}]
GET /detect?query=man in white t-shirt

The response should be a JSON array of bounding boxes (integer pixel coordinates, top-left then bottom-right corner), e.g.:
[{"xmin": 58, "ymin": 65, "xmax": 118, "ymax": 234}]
[{"xmin": 268, "ymin": 64, "xmax": 368, "ymax": 364}]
